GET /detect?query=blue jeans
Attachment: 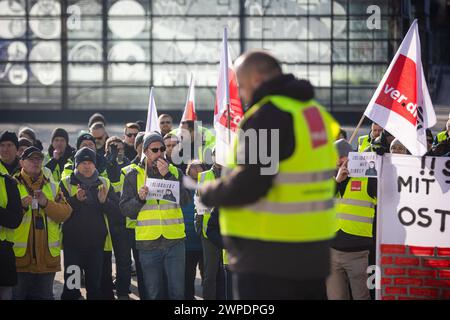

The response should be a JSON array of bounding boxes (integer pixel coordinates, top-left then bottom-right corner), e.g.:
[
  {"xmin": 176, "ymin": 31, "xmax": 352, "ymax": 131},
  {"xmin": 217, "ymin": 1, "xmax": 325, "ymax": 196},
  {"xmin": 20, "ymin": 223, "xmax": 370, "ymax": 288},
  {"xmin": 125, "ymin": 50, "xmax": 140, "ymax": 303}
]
[
  {"xmin": 139, "ymin": 241, "xmax": 185, "ymax": 300},
  {"xmin": 13, "ymin": 272, "xmax": 55, "ymax": 300},
  {"xmin": 61, "ymin": 248, "xmax": 104, "ymax": 300}
]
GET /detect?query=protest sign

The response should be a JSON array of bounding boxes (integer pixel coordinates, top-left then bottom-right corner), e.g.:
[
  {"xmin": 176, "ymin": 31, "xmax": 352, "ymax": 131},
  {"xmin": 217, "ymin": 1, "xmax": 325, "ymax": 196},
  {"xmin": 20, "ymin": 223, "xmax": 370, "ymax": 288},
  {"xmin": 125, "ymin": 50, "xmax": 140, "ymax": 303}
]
[
  {"xmin": 348, "ymin": 152, "xmax": 381, "ymax": 178},
  {"xmin": 146, "ymin": 178, "xmax": 180, "ymax": 204}
]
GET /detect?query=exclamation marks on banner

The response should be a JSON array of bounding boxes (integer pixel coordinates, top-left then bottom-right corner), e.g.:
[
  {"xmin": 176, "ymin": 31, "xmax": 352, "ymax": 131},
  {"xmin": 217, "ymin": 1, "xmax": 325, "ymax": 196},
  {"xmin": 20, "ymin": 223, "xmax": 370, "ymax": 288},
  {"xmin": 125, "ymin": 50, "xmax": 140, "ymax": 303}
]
[{"xmin": 420, "ymin": 156, "xmax": 436, "ymax": 176}]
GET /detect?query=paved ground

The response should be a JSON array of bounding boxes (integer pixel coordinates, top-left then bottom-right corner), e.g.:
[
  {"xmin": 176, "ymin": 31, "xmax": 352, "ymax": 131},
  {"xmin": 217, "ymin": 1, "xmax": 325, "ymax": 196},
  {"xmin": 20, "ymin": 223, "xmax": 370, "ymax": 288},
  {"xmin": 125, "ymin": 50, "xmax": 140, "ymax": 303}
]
[{"xmin": 54, "ymin": 254, "xmax": 204, "ymax": 300}]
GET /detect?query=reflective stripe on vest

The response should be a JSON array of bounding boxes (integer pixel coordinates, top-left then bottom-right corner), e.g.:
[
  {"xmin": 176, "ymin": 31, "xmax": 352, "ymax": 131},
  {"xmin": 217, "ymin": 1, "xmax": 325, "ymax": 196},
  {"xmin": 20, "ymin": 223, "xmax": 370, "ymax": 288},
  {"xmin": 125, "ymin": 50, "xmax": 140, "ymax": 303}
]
[
  {"xmin": 13, "ymin": 178, "xmax": 61, "ymax": 257},
  {"xmin": 0, "ymin": 176, "xmax": 15, "ymax": 242},
  {"xmin": 220, "ymin": 96, "xmax": 339, "ymax": 242},
  {"xmin": 335, "ymin": 177, "xmax": 376, "ymax": 238},
  {"xmin": 197, "ymin": 170, "xmax": 215, "ymax": 238},
  {"xmin": 61, "ymin": 176, "xmax": 113, "ymax": 251},
  {"xmin": 135, "ymin": 165, "xmax": 185, "ymax": 241}
]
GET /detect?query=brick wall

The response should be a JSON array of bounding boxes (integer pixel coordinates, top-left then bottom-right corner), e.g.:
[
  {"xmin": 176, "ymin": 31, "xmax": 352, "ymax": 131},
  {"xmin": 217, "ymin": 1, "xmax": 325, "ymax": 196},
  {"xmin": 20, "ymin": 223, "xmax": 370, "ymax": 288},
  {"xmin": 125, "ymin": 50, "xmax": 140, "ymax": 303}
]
[{"xmin": 380, "ymin": 244, "xmax": 450, "ymax": 300}]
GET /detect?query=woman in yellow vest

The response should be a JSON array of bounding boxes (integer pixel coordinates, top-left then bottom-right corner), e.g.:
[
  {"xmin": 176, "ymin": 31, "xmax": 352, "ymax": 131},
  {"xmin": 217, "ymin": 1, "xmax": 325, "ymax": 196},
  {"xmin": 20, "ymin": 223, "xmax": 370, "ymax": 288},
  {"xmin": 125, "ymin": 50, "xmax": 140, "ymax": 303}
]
[
  {"xmin": 59, "ymin": 147, "xmax": 121, "ymax": 300},
  {"xmin": 119, "ymin": 132, "xmax": 190, "ymax": 300},
  {"xmin": 12, "ymin": 147, "xmax": 72, "ymax": 300}
]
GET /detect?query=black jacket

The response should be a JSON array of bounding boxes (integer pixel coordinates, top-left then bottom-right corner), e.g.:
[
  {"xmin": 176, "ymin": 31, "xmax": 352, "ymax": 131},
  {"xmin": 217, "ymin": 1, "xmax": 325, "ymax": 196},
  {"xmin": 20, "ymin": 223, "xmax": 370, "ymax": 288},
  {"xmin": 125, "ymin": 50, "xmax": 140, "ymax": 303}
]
[
  {"xmin": 200, "ymin": 74, "xmax": 332, "ymax": 280},
  {"xmin": 0, "ymin": 173, "xmax": 23, "ymax": 286},
  {"xmin": 60, "ymin": 173, "xmax": 121, "ymax": 251},
  {"xmin": 124, "ymin": 144, "xmax": 137, "ymax": 163}
]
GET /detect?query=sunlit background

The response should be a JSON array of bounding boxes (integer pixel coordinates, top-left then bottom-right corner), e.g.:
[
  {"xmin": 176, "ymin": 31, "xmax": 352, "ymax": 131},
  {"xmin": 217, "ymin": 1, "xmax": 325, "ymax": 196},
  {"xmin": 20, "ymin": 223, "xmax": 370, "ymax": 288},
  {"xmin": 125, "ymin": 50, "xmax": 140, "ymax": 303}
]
[{"xmin": 0, "ymin": 0, "xmax": 449, "ymax": 120}]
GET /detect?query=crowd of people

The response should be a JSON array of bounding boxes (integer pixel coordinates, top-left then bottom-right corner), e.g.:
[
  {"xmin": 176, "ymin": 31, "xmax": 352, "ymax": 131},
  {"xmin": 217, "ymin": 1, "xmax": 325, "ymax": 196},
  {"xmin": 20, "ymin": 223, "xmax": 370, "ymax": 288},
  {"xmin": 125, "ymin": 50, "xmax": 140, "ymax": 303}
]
[{"xmin": 1, "ymin": 50, "xmax": 450, "ymax": 301}]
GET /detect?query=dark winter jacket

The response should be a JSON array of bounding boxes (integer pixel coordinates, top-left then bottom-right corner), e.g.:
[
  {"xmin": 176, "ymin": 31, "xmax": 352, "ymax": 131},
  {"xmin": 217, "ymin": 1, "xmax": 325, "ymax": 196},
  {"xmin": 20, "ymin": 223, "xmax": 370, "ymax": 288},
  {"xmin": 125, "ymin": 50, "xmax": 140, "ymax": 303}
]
[
  {"xmin": 182, "ymin": 190, "xmax": 202, "ymax": 252},
  {"xmin": 0, "ymin": 173, "xmax": 22, "ymax": 286},
  {"xmin": 200, "ymin": 74, "xmax": 333, "ymax": 280},
  {"xmin": 60, "ymin": 173, "xmax": 121, "ymax": 251}
]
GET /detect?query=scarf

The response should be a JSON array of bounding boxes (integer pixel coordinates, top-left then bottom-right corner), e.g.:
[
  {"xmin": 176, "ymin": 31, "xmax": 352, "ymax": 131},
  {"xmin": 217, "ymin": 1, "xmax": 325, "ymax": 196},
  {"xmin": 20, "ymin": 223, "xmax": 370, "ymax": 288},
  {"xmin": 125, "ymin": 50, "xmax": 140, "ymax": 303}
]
[{"xmin": 74, "ymin": 169, "xmax": 99, "ymax": 187}]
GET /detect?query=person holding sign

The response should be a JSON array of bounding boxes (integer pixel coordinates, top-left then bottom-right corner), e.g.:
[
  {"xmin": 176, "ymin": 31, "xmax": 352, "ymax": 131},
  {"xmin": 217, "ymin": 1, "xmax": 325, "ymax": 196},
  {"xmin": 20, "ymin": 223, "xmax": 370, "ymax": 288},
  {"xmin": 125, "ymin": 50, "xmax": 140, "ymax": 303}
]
[
  {"xmin": 327, "ymin": 139, "xmax": 377, "ymax": 300},
  {"xmin": 119, "ymin": 132, "xmax": 190, "ymax": 300}
]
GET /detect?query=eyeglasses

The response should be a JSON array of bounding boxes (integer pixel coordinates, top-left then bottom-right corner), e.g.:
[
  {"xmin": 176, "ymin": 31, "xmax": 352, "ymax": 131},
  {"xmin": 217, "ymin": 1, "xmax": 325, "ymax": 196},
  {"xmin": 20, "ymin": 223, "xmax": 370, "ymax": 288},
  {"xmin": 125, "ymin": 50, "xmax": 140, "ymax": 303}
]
[
  {"xmin": 126, "ymin": 133, "xmax": 138, "ymax": 138},
  {"xmin": 150, "ymin": 146, "xmax": 166, "ymax": 153},
  {"xmin": 159, "ymin": 121, "xmax": 172, "ymax": 125}
]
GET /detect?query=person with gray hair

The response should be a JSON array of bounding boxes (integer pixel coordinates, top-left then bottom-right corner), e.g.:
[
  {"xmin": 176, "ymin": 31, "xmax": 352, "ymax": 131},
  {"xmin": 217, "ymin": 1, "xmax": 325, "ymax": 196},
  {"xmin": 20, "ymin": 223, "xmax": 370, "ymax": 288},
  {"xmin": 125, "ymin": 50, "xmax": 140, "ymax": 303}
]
[
  {"xmin": 390, "ymin": 138, "xmax": 408, "ymax": 154},
  {"xmin": 327, "ymin": 139, "xmax": 377, "ymax": 300}
]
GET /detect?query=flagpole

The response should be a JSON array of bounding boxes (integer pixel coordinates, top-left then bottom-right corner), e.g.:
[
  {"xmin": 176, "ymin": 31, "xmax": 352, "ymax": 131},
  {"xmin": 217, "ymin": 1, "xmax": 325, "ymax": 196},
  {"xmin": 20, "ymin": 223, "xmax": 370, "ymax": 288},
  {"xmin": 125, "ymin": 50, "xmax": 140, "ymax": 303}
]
[
  {"xmin": 348, "ymin": 114, "xmax": 366, "ymax": 144},
  {"xmin": 223, "ymin": 27, "xmax": 231, "ymax": 144}
]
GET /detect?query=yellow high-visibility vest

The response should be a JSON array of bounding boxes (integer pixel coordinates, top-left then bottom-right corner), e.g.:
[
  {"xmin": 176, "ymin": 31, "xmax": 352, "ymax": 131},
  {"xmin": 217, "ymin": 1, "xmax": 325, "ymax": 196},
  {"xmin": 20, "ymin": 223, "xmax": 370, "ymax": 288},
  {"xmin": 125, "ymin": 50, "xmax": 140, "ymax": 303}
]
[
  {"xmin": 135, "ymin": 164, "xmax": 185, "ymax": 241},
  {"xmin": 358, "ymin": 135, "xmax": 370, "ymax": 152},
  {"xmin": 220, "ymin": 96, "xmax": 339, "ymax": 243},
  {"xmin": 335, "ymin": 177, "xmax": 376, "ymax": 238},
  {"xmin": 13, "ymin": 177, "xmax": 61, "ymax": 257},
  {"xmin": 436, "ymin": 131, "xmax": 448, "ymax": 143}
]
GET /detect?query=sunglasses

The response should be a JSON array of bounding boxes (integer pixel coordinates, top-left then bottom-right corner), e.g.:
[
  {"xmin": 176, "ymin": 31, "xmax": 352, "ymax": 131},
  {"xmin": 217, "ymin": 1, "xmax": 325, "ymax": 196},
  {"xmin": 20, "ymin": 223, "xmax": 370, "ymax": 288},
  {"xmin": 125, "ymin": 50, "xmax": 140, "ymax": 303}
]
[
  {"xmin": 160, "ymin": 121, "xmax": 172, "ymax": 125},
  {"xmin": 126, "ymin": 133, "xmax": 138, "ymax": 138},
  {"xmin": 150, "ymin": 146, "xmax": 166, "ymax": 153}
]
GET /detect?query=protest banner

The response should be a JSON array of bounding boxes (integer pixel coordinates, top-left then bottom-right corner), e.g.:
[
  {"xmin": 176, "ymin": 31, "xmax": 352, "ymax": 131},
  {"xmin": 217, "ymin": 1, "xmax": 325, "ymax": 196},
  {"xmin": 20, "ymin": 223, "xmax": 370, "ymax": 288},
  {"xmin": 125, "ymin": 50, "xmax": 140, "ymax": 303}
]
[{"xmin": 376, "ymin": 154, "xmax": 450, "ymax": 300}]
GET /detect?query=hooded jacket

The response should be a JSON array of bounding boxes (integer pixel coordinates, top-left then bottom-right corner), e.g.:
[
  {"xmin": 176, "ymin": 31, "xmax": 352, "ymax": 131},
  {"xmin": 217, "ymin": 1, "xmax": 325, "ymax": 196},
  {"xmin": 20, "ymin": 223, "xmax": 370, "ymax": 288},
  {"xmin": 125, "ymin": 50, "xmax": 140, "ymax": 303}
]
[{"xmin": 200, "ymin": 74, "xmax": 333, "ymax": 280}]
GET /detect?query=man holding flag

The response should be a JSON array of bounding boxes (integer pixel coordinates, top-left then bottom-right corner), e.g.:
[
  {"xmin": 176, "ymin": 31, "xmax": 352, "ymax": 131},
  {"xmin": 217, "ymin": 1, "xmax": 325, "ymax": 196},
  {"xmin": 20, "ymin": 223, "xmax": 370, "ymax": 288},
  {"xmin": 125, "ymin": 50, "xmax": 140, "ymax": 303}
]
[{"xmin": 199, "ymin": 50, "xmax": 340, "ymax": 299}]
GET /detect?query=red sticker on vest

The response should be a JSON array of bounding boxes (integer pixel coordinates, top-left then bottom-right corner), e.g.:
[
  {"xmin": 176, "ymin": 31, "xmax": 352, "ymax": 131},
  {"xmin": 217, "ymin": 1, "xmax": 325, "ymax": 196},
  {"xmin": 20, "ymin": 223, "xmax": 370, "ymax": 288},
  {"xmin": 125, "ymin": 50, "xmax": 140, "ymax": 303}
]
[
  {"xmin": 351, "ymin": 180, "xmax": 362, "ymax": 191},
  {"xmin": 303, "ymin": 107, "xmax": 328, "ymax": 148}
]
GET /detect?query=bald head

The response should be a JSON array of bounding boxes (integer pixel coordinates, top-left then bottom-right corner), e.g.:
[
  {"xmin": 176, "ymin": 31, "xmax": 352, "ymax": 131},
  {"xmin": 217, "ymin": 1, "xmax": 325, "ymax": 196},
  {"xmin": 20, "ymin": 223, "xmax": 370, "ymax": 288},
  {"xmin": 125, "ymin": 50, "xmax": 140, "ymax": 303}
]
[{"xmin": 235, "ymin": 50, "xmax": 282, "ymax": 104}]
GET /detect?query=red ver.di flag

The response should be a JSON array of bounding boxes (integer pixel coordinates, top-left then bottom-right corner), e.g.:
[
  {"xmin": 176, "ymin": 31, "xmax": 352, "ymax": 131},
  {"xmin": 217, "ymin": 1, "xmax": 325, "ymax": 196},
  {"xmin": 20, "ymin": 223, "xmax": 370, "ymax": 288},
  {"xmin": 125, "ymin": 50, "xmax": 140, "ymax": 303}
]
[
  {"xmin": 214, "ymin": 27, "xmax": 243, "ymax": 166},
  {"xmin": 364, "ymin": 19, "xmax": 436, "ymax": 156}
]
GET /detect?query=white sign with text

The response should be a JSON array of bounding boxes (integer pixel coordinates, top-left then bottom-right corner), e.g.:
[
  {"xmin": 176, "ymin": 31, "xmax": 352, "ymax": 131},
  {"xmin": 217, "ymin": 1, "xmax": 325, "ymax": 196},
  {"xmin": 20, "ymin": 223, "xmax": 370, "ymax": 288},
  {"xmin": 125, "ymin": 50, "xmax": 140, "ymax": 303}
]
[
  {"xmin": 348, "ymin": 152, "xmax": 381, "ymax": 178},
  {"xmin": 146, "ymin": 178, "xmax": 180, "ymax": 204}
]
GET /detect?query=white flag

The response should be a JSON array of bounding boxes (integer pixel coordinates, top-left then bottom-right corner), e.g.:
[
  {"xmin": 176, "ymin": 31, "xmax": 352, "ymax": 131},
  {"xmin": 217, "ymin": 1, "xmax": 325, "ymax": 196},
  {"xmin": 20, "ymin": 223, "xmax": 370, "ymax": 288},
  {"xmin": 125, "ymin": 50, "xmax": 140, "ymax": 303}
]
[
  {"xmin": 213, "ymin": 27, "xmax": 243, "ymax": 166},
  {"xmin": 181, "ymin": 73, "xmax": 197, "ymax": 122},
  {"xmin": 145, "ymin": 87, "xmax": 159, "ymax": 133},
  {"xmin": 364, "ymin": 19, "xmax": 436, "ymax": 156}
]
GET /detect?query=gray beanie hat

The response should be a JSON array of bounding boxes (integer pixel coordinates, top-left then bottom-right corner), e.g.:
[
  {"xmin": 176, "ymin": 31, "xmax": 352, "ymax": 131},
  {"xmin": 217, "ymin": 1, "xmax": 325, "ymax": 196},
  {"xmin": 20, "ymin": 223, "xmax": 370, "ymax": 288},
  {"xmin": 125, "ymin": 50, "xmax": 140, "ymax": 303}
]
[
  {"xmin": 143, "ymin": 132, "xmax": 164, "ymax": 151},
  {"xmin": 334, "ymin": 139, "xmax": 353, "ymax": 158}
]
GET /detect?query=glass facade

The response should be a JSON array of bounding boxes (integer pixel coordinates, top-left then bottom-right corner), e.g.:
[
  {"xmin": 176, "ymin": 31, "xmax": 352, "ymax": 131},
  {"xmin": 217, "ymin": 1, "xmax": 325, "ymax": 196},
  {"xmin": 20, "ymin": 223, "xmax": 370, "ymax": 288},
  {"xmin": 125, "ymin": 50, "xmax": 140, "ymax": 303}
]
[{"xmin": 0, "ymin": 0, "xmax": 402, "ymax": 112}]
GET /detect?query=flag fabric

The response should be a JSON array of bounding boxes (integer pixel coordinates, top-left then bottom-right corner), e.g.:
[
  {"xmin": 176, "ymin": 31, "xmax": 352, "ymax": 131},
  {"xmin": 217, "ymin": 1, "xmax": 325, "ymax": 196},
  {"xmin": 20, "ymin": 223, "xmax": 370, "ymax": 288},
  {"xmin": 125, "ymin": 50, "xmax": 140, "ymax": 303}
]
[
  {"xmin": 214, "ymin": 27, "xmax": 244, "ymax": 166},
  {"xmin": 181, "ymin": 73, "xmax": 197, "ymax": 122},
  {"xmin": 145, "ymin": 87, "xmax": 159, "ymax": 133},
  {"xmin": 364, "ymin": 19, "xmax": 436, "ymax": 156}
]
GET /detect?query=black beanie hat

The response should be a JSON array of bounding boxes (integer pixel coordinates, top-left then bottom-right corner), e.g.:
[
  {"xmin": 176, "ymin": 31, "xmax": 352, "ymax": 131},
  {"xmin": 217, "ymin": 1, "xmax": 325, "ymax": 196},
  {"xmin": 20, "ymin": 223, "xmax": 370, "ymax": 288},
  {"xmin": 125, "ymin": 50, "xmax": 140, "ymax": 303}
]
[
  {"xmin": 51, "ymin": 128, "xmax": 69, "ymax": 144},
  {"xmin": 75, "ymin": 147, "xmax": 97, "ymax": 167},
  {"xmin": 77, "ymin": 133, "xmax": 96, "ymax": 150},
  {"xmin": 0, "ymin": 130, "xmax": 19, "ymax": 149}
]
